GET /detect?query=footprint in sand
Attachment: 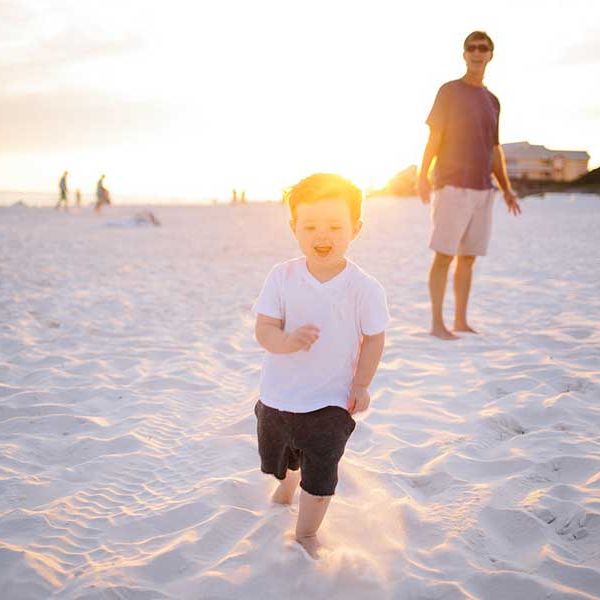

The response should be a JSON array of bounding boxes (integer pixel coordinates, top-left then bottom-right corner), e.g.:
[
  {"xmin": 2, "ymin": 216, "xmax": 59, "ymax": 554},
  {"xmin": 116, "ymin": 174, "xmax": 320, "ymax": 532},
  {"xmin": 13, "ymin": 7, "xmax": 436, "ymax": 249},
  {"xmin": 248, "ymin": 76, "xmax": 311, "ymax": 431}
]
[
  {"xmin": 408, "ymin": 471, "xmax": 460, "ymax": 498},
  {"xmin": 556, "ymin": 509, "xmax": 589, "ymax": 538},
  {"xmin": 483, "ymin": 413, "xmax": 527, "ymax": 440},
  {"xmin": 532, "ymin": 507, "xmax": 556, "ymax": 524}
]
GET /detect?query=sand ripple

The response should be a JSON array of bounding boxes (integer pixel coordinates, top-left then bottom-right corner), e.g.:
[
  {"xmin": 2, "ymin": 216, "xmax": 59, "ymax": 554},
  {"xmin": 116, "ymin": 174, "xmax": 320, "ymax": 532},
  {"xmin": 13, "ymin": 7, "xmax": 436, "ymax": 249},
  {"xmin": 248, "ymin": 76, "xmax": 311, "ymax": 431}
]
[{"xmin": 1, "ymin": 197, "xmax": 599, "ymax": 599}]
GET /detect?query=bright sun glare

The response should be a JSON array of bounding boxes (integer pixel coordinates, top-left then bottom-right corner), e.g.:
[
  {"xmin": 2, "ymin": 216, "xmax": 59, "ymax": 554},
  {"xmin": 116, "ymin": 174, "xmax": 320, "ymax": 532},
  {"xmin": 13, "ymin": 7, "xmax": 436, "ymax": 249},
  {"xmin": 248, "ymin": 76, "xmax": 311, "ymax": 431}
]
[{"xmin": 2, "ymin": 0, "xmax": 599, "ymax": 202}]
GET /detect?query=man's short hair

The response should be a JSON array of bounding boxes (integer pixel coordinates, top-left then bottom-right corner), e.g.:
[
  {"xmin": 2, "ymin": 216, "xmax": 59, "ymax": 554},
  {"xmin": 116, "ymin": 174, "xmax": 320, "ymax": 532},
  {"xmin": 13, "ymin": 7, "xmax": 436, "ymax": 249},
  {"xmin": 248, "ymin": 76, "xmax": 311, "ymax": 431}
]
[
  {"xmin": 463, "ymin": 31, "xmax": 494, "ymax": 52},
  {"xmin": 286, "ymin": 173, "xmax": 363, "ymax": 223}
]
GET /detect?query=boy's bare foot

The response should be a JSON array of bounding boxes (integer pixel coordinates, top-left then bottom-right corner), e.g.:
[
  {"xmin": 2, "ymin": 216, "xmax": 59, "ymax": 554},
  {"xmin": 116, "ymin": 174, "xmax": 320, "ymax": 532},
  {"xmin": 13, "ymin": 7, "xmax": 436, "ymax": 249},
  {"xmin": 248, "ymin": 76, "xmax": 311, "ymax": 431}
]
[
  {"xmin": 295, "ymin": 534, "xmax": 324, "ymax": 559},
  {"xmin": 295, "ymin": 490, "xmax": 331, "ymax": 559},
  {"xmin": 272, "ymin": 485, "xmax": 293, "ymax": 505},
  {"xmin": 271, "ymin": 470, "xmax": 300, "ymax": 505},
  {"xmin": 430, "ymin": 326, "xmax": 460, "ymax": 340},
  {"xmin": 454, "ymin": 323, "xmax": 478, "ymax": 333}
]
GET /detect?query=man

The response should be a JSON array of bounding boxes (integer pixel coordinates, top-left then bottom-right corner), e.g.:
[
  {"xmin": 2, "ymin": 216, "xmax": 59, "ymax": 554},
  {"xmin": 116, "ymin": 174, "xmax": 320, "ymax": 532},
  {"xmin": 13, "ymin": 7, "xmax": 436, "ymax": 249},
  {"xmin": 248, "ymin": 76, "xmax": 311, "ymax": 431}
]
[
  {"xmin": 418, "ymin": 31, "xmax": 521, "ymax": 340},
  {"xmin": 56, "ymin": 171, "xmax": 69, "ymax": 210}
]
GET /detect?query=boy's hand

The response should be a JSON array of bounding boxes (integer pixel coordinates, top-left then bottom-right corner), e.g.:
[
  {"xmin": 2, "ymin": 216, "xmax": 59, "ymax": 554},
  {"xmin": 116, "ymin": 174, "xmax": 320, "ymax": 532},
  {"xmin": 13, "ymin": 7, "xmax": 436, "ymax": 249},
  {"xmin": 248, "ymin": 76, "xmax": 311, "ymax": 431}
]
[
  {"xmin": 347, "ymin": 384, "xmax": 370, "ymax": 415},
  {"xmin": 284, "ymin": 324, "xmax": 320, "ymax": 353}
]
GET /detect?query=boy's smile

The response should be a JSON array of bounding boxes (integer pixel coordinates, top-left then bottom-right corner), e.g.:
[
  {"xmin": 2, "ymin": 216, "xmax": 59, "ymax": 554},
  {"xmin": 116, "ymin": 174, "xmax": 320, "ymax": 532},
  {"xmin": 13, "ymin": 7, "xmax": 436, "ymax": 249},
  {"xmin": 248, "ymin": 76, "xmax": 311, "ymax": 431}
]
[
  {"xmin": 314, "ymin": 243, "xmax": 333, "ymax": 258},
  {"xmin": 291, "ymin": 197, "xmax": 361, "ymax": 280}
]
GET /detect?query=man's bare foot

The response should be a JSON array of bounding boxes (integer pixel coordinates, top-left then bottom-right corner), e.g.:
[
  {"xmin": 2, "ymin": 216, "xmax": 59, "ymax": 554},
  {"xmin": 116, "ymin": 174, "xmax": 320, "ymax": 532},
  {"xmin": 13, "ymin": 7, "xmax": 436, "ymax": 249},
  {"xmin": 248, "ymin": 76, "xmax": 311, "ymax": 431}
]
[
  {"xmin": 430, "ymin": 326, "xmax": 460, "ymax": 340},
  {"xmin": 296, "ymin": 534, "xmax": 323, "ymax": 559},
  {"xmin": 454, "ymin": 323, "xmax": 478, "ymax": 334}
]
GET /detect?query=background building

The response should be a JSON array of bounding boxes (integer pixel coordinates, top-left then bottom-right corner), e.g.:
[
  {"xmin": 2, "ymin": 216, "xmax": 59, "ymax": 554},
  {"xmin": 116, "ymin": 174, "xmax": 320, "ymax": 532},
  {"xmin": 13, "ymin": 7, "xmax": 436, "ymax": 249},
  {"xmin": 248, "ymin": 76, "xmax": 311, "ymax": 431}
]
[{"xmin": 503, "ymin": 142, "xmax": 589, "ymax": 182}]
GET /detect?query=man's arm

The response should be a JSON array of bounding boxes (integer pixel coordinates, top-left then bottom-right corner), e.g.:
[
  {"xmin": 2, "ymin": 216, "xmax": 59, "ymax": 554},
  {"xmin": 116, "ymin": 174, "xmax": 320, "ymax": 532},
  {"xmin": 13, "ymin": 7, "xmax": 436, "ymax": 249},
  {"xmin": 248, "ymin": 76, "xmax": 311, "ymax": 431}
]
[
  {"xmin": 347, "ymin": 332, "xmax": 385, "ymax": 414},
  {"xmin": 492, "ymin": 145, "xmax": 521, "ymax": 215},
  {"xmin": 418, "ymin": 128, "xmax": 443, "ymax": 204},
  {"xmin": 255, "ymin": 314, "xmax": 319, "ymax": 354}
]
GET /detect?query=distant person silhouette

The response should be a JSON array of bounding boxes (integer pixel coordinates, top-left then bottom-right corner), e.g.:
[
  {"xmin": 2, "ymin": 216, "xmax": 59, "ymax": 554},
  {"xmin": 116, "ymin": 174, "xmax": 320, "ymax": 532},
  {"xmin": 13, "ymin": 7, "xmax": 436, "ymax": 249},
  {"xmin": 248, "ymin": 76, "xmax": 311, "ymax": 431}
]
[
  {"xmin": 75, "ymin": 188, "xmax": 82, "ymax": 208},
  {"xmin": 56, "ymin": 171, "xmax": 69, "ymax": 210},
  {"xmin": 94, "ymin": 174, "xmax": 112, "ymax": 214},
  {"xmin": 231, "ymin": 188, "xmax": 238, "ymax": 204},
  {"xmin": 240, "ymin": 190, "xmax": 247, "ymax": 204}
]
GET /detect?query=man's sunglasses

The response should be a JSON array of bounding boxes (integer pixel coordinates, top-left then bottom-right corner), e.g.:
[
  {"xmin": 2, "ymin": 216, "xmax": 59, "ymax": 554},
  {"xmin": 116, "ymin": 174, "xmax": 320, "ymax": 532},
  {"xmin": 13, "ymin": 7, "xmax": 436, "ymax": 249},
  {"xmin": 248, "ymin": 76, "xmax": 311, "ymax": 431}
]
[{"xmin": 466, "ymin": 44, "xmax": 491, "ymax": 53}]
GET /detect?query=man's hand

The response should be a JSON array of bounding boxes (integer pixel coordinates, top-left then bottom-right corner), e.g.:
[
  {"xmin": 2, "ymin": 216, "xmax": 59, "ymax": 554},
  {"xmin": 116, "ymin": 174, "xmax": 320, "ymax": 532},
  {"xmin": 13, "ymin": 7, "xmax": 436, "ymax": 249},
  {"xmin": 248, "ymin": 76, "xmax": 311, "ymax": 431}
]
[
  {"xmin": 418, "ymin": 177, "xmax": 431, "ymax": 204},
  {"xmin": 284, "ymin": 324, "xmax": 320, "ymax": 353},
  {"xmin": 347, "ymin": 384, "xmax": 370, "ymax": 415},
  {"xmin": 503, "ymin": 189, "xmax": 521, "ymax": 216}
]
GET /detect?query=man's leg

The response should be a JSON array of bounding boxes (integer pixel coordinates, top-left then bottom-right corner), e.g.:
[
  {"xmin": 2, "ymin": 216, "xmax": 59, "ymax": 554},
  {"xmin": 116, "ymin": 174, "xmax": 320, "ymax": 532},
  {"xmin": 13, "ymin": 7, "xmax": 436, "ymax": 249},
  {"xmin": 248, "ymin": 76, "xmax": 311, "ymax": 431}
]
[
  {"xmin": 271, "ymin": 469, "xmax": 300, "ymax": 505},
  {"xmin": 295, "ymin": 490, "xmax": 332, "ymax": 559},
  {"xmin": 429, "ymin": 252, "xmax": 459, "ymax": 340},
  {"xmin": 454, "ymin": 255, "xmax": 477, "ymax": 332}
]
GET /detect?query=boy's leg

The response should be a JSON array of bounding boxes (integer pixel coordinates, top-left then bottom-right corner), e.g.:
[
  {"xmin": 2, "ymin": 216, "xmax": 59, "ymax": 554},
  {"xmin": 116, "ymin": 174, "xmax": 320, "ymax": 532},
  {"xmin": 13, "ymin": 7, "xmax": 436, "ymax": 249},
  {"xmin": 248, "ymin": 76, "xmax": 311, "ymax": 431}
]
[
  {"xmin": 429, "ymin": 252, "xmax": 459, "ymax": 340},
  {"xmin": 454, "ymin": 255, "xmax": 477, "ymax": 332},
  {"xmin": 255, "ymin": 400, "xmax": 299, "ymax": 504},
  {"xmin": 295, "ymin": 490, "xmax": 332, "ymax": 559},
  {"xmin": 292, "ymin": 406, "xmax": 355, "ymax": 559},
  {"xmin": 272, "ymin": 469, "xmax": 300, "ymax": 505}
]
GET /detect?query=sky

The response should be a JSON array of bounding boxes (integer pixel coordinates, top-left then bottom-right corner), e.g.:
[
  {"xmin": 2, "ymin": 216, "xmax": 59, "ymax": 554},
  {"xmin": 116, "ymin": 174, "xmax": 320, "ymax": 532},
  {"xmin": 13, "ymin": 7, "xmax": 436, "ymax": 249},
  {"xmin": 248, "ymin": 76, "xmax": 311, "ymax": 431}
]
[{"xmin": 1, "ymin": 0, "xmax": 599, "ymax": 202}]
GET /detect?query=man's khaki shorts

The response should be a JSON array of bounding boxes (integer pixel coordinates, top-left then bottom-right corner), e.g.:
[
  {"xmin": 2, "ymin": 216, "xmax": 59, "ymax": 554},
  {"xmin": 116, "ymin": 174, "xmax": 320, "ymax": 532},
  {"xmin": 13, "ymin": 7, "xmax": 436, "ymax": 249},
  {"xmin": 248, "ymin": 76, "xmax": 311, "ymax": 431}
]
[{"xmin": 429, "ymin": 186, "xmax": 496, "ymax": 257}]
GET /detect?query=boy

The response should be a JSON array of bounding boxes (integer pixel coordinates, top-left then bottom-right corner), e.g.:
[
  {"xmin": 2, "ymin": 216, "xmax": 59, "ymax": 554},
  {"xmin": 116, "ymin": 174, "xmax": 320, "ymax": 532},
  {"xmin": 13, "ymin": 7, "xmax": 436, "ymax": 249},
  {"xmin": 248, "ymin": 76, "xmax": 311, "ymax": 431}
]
[{"xmin": 253, "ymin": 173, "xmax": 389, "ymax": 559}]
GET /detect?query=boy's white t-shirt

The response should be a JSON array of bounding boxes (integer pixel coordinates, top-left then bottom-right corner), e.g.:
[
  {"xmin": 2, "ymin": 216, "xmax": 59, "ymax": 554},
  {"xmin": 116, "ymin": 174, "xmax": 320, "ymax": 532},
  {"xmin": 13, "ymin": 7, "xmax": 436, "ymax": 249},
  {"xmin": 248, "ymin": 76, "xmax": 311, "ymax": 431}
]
[{"xmin": 253, "ymin": 257, "xmax": 389, "ymax": 413}]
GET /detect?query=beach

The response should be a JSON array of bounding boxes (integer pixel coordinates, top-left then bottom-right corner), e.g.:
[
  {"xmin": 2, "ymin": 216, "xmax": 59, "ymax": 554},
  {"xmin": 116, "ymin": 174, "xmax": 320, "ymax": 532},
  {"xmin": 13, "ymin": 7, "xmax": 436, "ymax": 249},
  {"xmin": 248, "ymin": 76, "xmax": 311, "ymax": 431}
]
[{"xmin": 1, "ymin": 194, "xmax": 599, "ymax": 599}]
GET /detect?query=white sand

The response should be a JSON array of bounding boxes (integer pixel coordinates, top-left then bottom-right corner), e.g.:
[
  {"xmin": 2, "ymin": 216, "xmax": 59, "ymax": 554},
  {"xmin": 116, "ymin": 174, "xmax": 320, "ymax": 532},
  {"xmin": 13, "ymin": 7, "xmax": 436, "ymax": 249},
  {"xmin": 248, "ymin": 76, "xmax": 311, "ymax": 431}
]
[{"xmin": 1, "ymin": 194, "xmax": 599, "ymax": 600}]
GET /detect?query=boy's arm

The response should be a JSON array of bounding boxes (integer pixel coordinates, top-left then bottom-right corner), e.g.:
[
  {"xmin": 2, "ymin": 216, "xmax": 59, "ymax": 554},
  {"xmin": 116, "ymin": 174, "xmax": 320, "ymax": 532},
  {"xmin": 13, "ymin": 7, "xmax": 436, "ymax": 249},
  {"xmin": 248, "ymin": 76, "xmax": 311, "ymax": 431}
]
[
  {"xmin": 255, "ymin": 314, "xmax": 319, "ymax": 354},
  {"xmin": 418, "ymin": 127, "xmax": 443, "ymax": 204},
  {"xmin": 347, "ymin": 331, "xmax": 385, "ymax": 414},
  {"xmin": 492, "ymin": 144, "xmax": 521, "ymax": 216}
]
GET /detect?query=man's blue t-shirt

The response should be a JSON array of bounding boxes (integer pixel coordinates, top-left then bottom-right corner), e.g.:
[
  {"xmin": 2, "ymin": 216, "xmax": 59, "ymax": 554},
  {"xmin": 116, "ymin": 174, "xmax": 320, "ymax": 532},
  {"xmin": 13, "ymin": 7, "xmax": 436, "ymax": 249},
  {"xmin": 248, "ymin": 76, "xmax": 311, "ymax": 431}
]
[{"xmin": 426, "ymin": 79, "xmax": 500, "ymax": 191}]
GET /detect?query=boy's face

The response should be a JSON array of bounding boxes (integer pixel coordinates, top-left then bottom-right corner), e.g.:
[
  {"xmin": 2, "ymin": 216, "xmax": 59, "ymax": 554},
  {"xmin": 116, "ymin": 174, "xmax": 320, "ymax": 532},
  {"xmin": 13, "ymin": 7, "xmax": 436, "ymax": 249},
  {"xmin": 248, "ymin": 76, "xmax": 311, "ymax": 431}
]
[{"xmin": 291, "ymin": 197, "xmax": 361, "ymax": 268}]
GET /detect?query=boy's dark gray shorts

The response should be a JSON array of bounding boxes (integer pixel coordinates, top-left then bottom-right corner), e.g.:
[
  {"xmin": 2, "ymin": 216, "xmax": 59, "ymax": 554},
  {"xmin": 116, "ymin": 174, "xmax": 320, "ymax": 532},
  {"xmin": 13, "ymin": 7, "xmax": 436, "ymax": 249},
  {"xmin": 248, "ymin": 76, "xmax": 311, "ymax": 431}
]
[{"xmin": 254, "ymin": 399, "xmax": 356, "ymax": 497}]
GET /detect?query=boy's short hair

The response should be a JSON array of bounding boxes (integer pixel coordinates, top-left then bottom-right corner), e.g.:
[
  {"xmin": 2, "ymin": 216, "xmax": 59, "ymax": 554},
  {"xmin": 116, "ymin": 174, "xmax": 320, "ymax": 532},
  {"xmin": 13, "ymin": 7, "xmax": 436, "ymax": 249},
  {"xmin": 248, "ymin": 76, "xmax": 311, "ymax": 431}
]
[
  {"xmin": 463, "ymin": 31, "xmax": 494, "ymax": 52},
  {"xmin": 286, "ymin": 173, "xmax": 363, "ymax": 223}
]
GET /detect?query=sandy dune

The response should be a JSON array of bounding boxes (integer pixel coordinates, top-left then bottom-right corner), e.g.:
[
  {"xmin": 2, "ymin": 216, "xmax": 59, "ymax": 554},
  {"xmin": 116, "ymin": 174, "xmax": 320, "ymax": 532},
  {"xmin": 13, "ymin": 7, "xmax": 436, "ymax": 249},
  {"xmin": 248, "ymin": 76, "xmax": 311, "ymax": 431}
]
[{"xmin": 1, "ymin": 194, "xmax": 599, "ymax": 599}]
